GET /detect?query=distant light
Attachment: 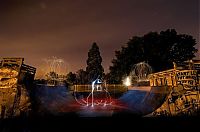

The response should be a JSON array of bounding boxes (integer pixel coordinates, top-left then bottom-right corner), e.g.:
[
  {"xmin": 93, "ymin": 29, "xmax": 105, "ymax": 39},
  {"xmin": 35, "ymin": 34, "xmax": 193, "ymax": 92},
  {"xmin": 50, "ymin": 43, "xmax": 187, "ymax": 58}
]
[{"xmin": 124, "ymin": 77, "xmax": 131, "ymax": 86}]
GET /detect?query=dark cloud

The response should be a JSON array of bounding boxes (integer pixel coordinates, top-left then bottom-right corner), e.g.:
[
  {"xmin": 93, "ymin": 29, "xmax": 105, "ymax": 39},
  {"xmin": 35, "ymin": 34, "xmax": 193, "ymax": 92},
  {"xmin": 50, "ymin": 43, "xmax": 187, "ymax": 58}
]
[{"xmin": 0, "ymin": 0, "xmax": 199, "ymax": 77}]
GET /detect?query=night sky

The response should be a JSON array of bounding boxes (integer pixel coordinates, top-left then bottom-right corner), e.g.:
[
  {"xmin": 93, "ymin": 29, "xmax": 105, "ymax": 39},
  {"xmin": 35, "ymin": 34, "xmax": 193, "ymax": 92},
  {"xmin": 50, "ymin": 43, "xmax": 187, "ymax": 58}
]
[{"xmin": 0, "ymin": 0, "xmax": 199, "ymax": 78}]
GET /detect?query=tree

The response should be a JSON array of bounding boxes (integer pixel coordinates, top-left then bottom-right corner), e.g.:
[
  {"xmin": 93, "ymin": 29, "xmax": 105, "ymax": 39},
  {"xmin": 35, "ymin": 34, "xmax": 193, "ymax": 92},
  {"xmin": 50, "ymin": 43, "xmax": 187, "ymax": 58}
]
[
  {"xmin": 108, "ymin": 29, "xmax": 197, "ymax": 84},
  {"xmin": 46, "ymin": 71, "xmax": 58, "ymax": 80},
  {"xmin": 66, "ymin": 72, "xmax": 77, "ymax": 85},
  {"xmin": 76, "ymin": 69, "xmax": 88, "ymax": 84},
  {"xmin": 86, "ymin": 42, "xmax": 104, "ymax": 83}
]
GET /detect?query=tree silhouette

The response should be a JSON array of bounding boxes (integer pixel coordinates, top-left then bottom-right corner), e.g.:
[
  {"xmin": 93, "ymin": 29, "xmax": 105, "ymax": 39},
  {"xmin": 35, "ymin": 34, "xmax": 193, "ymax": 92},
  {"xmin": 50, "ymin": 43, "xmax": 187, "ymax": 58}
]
[
  {"xmin": 66, "ymin": 72, "xmax": 76, "ymax": 85},
  {"xmin": 76, "ymin": 69, "xmax": 88, "ymax": 84},
  {"xmin": 86, "ymin": 42, "xmax": 104, "ymax": 83},
  {"xmin": 108, "ymin": 29, "xmax": 197, "ymax": 84}
]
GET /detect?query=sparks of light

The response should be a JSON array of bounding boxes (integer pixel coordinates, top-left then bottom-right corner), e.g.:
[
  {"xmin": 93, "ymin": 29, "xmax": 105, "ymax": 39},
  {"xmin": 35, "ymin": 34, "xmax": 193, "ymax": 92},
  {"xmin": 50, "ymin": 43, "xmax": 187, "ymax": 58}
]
[
  {"xmin": 124, "ymin": 77, "xmax": 131, "ymax": 86},
  {"xmin": 44, "ymin": 56, "xmax": 65, "ymax": 75}
]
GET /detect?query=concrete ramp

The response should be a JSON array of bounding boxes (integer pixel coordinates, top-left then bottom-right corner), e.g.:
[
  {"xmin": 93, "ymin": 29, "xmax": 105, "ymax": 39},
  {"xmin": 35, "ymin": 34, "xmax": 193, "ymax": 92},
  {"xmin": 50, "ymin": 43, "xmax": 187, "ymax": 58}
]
[
  {"xmin": 149, "ymin": 85, "xmax": 200, "ymax": 116},
  {"xmin": 119, "ymin": 86, "xmax": 170, "ymax": 116}
]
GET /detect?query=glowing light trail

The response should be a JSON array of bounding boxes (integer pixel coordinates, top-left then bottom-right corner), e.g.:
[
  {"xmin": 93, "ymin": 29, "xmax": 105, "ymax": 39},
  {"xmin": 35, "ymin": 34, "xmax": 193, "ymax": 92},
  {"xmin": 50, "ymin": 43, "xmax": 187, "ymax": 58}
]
[{"xmin": 74, "ymin": 77, "xmax": 112, "ymax": 107}]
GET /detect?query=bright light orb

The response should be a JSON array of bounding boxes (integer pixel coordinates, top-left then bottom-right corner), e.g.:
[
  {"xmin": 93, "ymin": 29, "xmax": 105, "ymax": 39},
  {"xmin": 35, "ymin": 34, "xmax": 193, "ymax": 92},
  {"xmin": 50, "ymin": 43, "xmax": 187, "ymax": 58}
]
[{"xmin": 124, "ymin": 77, "xmax": 131, "ymax": 86}]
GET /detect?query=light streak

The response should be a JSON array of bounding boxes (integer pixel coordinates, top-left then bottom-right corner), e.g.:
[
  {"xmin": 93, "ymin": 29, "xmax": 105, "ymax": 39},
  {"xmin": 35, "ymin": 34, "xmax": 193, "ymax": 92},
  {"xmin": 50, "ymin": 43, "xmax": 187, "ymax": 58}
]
[
  {"xmin": 74, "ymin": 77, "xmax": 112, "ymax": 107},
  {"xmin": 44, "ymin": 56, "xmax": 65, "ymax": 74}
]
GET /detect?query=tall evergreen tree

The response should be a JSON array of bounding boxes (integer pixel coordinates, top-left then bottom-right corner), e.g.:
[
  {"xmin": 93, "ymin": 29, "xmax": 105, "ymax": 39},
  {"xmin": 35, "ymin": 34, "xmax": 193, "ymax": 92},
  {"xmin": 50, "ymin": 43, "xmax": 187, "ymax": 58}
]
[{"xmin": 86, "ymin": 42, "xmax": 104, "ymax": 83}]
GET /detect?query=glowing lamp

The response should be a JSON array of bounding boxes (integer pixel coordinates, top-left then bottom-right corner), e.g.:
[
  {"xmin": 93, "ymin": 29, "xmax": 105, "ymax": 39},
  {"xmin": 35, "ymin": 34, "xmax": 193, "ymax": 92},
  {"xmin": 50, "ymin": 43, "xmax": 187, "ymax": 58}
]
[{"xmin": 124, "ymin": 77, "xmax": 131, "ymax": 86}]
